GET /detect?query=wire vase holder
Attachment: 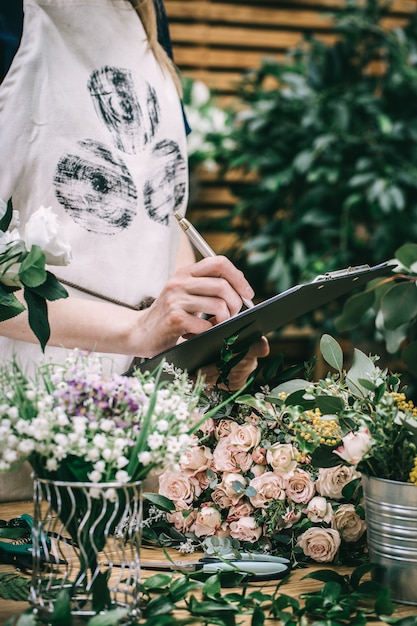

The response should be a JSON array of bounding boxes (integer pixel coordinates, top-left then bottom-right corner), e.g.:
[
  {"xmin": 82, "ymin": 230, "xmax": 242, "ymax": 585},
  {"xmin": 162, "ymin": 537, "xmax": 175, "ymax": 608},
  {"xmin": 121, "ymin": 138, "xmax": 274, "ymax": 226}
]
[{"xmin": 30, "ymin": 477, "xmax": 143, "ymax": 618}]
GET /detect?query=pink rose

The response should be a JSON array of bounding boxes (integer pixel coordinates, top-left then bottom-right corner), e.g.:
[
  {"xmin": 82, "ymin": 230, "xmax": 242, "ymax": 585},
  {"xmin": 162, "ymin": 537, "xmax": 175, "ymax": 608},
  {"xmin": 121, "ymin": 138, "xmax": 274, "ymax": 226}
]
[
  {"xmin": 332, "ymin": 503, "xmax": 366, "ymax": 542},
  {"xmin": 230, "ymin": 449, "xmax": 253, "ymax": 473},
  {"xmin": 251, "ymin": 464, "xmax": 266, "ymax": 477},
  {"xmin": 297, "ymin": 527, "xmax": 341, "ymax": 563},
  {"xmin": 194, "ymin": 469, "xmax": 212, "ymax": 491},
  {"xmin": 315, "ymin": 465, "xmax": 361, "ymax": 500},
  {"xmin": 215, "ymin": 419, "xmax": 238, "ymax": 440},
  {"xmin": 229, "ymin": 516, "xmax": 262, "ymax": 542},
  {"xmin": 193, "ymin": 506, "xmax": 222, "ymax": 538},
  {"xmin": 229, "ymin": 424, "xmax": 261, "ymax": 451},
  {"xmin": 166, "ymin": 507, "xmax": 197, "ymax": 534},
  {"xmin": 252, "ymin": 446, "xmax": 267, "ymax": 465},
  {"xmin": 249, "ymin": 471, "xmax": 286, "ymax": 508},
  {"xmin": 198, "ymin": 417, "xmax": 216, "ymax": 436},
  {"xmin": 212, "ymin": 436, "xmax": 236, "ymax": 472},
  {"xmin": 227, "ymin": 501, "xmax": 254, "ymax": 522},
  {"xmin": 180, "ymin": 445, "xmax": 213, "ymax": 475},
  {"xmin": 266, "ymin": 443, "xmax": 297, "ymax": 478},
  {"xmin": 158, "ymin": 470, "xmax": 195, "ymax": 505},
  {"xmin": 306, "ymin": 496, "xmax": 333, "ymax": 524},
  {"xmin": 333, "ymin": 427, "xmax": 372, "ymax": 465},
  {"xmin": 282, "ymin": 506, "xmax": 302, "ymax": 528},
  {"xmin": 211, "ymin": 487, "xmax": 233, "ymax": 509},
  {"xmin": 285, "ymin": 468, "xmax": 315, "ymax": 504},
  {"xmin": 219, "ymin": 472, "xmax": 247, "ymax": 505}
]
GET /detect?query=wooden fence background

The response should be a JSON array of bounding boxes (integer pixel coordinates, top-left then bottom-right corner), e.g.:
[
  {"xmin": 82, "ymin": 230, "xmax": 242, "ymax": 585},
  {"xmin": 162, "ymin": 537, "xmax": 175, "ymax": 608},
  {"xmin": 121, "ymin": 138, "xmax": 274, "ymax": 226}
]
[{"xmin": 165, "ymin": 0, "xmax": 417, "ymax": 251}]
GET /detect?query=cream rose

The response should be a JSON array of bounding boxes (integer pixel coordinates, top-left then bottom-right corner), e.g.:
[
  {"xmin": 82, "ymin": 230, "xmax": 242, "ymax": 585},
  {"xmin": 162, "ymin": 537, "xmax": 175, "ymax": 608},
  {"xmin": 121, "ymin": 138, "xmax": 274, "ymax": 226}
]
[
  {"xmin": 297, "ymin": 527, "xmax": 341, "ymax": 563},
  {"xmin": 266, "ymin": 443, "xmax": 297, "ymax": 478},
  {"xmin": 332, "ymin": 503, "xmax": 366, "ymax": 542},
  {"xmin": 158, "ymin": 470, "xmax": 195, "ymax": 505},
  {"xmin": 306, "ymin": 496, "xmax": 333, "ymax": 524},
  {"xmin": 229, "ymin": 423, "xmax": 261, "ymax": 451},
  {"xmin": 315, "ymin": 465, "xmax": 361, "ymax": 500},
  {"xmin": 211, "ymin": 487, "xmax": 233, "ymax": 509},
  {"xmin": 24, "ymin": 205, "xmax": 72, "ymax": 265},
  {"xmin": 193, "ymin": 506, "xmax": 222, "ymax": 537},
  {"xmin": 285, "ymin": 468, "xmax": 315, "ymax": 504},
  {"xmin": 249, "ymin": 471, "xmax": 286, "ymax": 508},
  {"xmin": 229, "ymin": 516, "xmax": 262, "ymax": 542}
]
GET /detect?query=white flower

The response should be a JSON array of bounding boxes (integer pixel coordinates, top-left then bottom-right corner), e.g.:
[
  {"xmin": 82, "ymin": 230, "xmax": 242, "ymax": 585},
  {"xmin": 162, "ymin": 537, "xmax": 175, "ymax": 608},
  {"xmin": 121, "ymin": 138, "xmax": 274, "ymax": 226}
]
[
  {"xmin": 147, "ymin": 432, "xmax": 165, "ymax": 450},
  {"xmin": 24, "ymin": 205, "xmax": 72, "ymax": 266},
  {"xmin": 138, "ymin": 451, "xmax": 152, "ymax": 465},
  {"xmin": 115, "ymin": 470, "xmax": 130, "ymax": 483},
  {"xmin": 88, "ymin": 470, "xmax": 102, "ymax": 483}
]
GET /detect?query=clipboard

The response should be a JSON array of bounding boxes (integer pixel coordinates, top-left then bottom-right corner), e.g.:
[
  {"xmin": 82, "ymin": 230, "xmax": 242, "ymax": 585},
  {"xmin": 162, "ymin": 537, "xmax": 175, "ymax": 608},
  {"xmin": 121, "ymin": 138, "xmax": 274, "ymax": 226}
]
[{"xmin": 134, "ymin": 261, "xmax": 393, "ymax": 375}]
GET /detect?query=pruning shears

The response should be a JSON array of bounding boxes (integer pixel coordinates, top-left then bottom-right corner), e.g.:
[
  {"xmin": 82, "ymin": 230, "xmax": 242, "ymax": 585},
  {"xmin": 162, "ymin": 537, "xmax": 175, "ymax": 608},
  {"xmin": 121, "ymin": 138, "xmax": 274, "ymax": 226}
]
[
  {"xmin": 141, "ymin": 551, "xmax": 291, "ymax": 581},
  {"xmin": 0, "ymin": 513, "xmax": 54, "ymax": 569}
]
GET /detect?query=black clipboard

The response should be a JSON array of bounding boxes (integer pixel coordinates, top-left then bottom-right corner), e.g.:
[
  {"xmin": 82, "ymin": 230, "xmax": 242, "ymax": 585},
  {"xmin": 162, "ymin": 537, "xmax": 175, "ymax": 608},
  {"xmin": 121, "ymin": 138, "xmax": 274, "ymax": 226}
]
[{"xmin": 134, "ymin": 262, "xmax": 393, "ymax": 375}]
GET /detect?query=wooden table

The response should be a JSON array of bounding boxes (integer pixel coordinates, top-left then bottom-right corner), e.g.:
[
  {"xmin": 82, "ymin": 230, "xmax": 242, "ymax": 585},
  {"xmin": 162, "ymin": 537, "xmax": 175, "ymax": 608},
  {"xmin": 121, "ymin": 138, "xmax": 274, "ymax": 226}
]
[{"xmin": 1, "ymin": 500, "xmax": 416, "ymax": 625}]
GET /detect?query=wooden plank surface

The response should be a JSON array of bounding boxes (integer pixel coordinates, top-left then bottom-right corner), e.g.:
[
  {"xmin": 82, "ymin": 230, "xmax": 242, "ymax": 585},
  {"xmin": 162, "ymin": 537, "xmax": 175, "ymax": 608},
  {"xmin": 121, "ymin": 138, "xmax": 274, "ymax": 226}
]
[{"xmin": 0, "ymin": 500, "xmax": 416, "ymax": 625}]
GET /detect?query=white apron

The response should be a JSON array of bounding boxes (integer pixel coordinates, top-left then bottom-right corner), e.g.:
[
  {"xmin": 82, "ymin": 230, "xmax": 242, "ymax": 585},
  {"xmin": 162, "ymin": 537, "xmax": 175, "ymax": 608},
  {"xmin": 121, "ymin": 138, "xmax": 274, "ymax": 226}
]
[{"xmin": 0, "ymin": 0, "xmax": 188, "ymax": 500}]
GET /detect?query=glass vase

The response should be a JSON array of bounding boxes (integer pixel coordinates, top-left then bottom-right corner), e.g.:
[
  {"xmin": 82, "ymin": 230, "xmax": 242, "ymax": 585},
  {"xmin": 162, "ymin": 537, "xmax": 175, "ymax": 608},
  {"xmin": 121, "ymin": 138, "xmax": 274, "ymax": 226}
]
[{"xmin": 30, "ymin": 477, "xmax": 142, "ymax": 618}]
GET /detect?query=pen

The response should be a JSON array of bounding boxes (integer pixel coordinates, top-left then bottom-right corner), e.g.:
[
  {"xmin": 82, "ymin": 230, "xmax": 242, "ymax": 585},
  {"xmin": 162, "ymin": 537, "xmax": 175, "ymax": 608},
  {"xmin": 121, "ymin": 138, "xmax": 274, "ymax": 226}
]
[{"xmin": 174, "ymin": 212, "xmax": 255, "ymax": 309}]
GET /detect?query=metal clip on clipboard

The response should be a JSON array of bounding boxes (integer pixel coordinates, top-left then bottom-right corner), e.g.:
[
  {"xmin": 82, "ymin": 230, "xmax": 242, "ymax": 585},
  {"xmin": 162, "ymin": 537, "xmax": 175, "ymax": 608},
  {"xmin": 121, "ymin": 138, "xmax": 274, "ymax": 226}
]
[{"xmin": 312, "ymin": 264, "xmax": 371, "ymax": 283}]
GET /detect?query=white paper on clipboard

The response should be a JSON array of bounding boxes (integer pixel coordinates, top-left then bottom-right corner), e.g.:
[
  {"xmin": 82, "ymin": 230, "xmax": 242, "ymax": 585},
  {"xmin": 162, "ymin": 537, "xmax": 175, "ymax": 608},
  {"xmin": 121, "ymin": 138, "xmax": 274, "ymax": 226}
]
[{"xmin": 133, "ymin": 261, "xmax": 393, "ymax": 376}]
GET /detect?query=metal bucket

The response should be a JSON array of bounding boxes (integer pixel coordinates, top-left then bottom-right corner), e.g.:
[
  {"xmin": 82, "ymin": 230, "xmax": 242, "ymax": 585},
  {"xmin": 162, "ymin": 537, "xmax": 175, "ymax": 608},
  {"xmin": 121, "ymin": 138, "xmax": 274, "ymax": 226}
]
[{"xmin": 362, "ymin": 474, "xmax": 417, "ymax": 605}]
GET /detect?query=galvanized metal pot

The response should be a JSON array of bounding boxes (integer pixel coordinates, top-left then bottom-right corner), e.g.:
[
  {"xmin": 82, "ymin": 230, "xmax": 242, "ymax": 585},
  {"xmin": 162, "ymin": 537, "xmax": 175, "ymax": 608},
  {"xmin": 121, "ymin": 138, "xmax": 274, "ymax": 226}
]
[{"xmin": 362, "ymin": 474, "xmax": 417, "ymax": 605}]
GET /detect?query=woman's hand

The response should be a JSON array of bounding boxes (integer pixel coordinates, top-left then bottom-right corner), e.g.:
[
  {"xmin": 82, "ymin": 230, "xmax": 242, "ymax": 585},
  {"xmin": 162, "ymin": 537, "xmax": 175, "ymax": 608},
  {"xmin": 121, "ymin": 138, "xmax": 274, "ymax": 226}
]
[
  {"xmin": 199, "ymin": 336, "xmax": 270, "ymax": 390},
  {"xmin": 137, "ymin": 255, "xmax": 255, "ymax": 357}
]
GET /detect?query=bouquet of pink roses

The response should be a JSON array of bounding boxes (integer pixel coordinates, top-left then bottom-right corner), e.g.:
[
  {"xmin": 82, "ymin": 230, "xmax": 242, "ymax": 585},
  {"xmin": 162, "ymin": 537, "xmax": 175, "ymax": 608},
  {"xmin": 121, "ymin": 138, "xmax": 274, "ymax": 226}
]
[{"xmin": 149, "ymin": 334, "xmax": 417, "ymax": 565}]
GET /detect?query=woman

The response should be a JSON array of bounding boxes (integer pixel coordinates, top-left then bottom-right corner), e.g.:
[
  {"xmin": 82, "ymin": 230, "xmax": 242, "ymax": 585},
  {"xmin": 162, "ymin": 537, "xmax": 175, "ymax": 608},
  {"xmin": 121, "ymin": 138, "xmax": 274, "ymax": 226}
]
[{"xmin": 0, "ymin": 0, "xmax": 268, "ymax": 384}]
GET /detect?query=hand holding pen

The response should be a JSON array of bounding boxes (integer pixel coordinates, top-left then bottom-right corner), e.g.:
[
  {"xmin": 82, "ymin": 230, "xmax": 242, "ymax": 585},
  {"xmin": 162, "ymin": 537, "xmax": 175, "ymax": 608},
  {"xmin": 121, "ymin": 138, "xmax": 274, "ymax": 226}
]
[{"xmin": 174, "ymin": 212, "xmax": 255, "ymax": 310}]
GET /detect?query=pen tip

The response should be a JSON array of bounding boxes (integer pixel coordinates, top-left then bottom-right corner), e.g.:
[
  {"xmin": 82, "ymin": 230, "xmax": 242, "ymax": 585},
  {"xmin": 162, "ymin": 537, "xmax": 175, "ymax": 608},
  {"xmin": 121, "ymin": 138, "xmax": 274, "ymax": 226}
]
[{"xmin": 174, "ymin": 212, "xmax": 182, "ymax": 222}]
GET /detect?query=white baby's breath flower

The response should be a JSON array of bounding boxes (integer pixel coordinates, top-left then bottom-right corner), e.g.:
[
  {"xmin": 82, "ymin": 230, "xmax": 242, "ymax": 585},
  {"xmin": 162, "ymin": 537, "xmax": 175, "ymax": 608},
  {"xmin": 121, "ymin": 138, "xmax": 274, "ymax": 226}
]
[{"xmin": 147, "ymin": 432, "xmax": 165, "ymax": 450}]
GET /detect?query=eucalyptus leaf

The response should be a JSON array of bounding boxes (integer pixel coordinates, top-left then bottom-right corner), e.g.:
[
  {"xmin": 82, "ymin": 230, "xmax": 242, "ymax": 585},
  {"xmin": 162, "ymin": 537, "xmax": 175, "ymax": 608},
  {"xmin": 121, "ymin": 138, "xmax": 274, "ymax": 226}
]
[
  {"xmin": 346, "ymin": 348, "xmax": 376, "ymax": 397},
  {"xmin": 380, "ymin": 282, "xmax": 417, "ymax": 330},
  {"xmin": 320, "ymin": 334, "xmax": 343, "ymax": 372},
  {"xmin": 396, "ymin": 243, "xmax": 417, "ymax": 269},
  {"xmin": 335, "ymin": 290, "xmax": 375, "ymax": 332},
  {"xmin": 315, "ymin": 394, "xmax": 345, "ymax": 415}
]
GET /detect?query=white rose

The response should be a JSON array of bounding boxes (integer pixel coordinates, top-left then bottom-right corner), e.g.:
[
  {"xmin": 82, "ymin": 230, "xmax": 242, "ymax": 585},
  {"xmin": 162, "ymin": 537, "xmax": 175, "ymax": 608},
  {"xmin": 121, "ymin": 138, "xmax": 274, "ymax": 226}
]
[
  {"xmin": 266, "ymin": 443, "xmax": 297, "ymax": 478},
  {"xmin": 24, "ymin": 205, "xmax": 72, "ymax": 265},
  {"xmin": 333, "ymin": 427, "xmax": 372, "ymax": 465},
  {"xmin": 306, "ymin": 496, "xmax": 333, "ymax": 524}
]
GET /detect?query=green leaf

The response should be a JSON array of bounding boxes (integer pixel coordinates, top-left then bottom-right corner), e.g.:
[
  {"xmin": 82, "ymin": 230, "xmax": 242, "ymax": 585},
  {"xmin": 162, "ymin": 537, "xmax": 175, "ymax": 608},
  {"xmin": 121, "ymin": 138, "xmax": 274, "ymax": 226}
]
[
  {"xmin": 380, "ymin": 282, "xmax": 417, "ymax": 330},
  {"xmin": 0, "ymin": 198, "xmax": 13, "ymax": 232},
  {"xmin": 144, "ymin": 594, "xmax": 176, "ymax": 617},
  {"xmin": 346, "ymin": 348, "xmax": 376, "ymax": 397},
  {"xmin": 23, "ymin": 288, "xmax": 51, "ymax": 350},
  {"xmin": 142, "ymin": 573, "xmax": 174, "ymax": 589},
  {"xmin": 395, "ymin": 243, "xmax": 417, "ymax": 269},
  {"xmin": 28, "ymin": 271, "xmax": 68, "ymax": 301},
  {"xmin": 402, "ymin": 342, "xmax": 417, "ymax": 377},
  {"xmin": 251, "ymin": 604, "xmax": 265, "ymax": 626},
  {"xmin": 0, "ymin": 573, "xmax": 31, "ymax": 600},
  {"xmin": 0, "ymin": 297, "xmax": 25, "ymax": 322},
  {"xmin": 375, "ymin": 586, "xmax": 394, "ymax": 617},
  {"xmin": 302, "ymin": 569, "xmax": 347, "ymax": 586},
  {"xmin": 335, "ymin": 290, "xmax": 375, "ymax": 332},
  {"xmin": 18, "ymin": 245, "xmax": 46, "ymax": 288},
  {"xmin": 315, "ymin": 395, "xmax": 345, "ymax": 415},
  {"xmin": 320, "ymin": 334, "xmax": 343, "ymax": 372},
  {"xmin": 144, "ymin": 492, "xmax": 176, "ymax": 512},
  {"xmin": 49, "ymin": 589, "xmax": 72, "ymax": 626}
]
